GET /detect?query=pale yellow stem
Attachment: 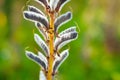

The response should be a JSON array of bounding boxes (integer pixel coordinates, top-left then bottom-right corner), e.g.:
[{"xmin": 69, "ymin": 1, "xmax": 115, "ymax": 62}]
[{"xmin": 46, "ymin": 13, "xmax": 55, "ymax": 80}]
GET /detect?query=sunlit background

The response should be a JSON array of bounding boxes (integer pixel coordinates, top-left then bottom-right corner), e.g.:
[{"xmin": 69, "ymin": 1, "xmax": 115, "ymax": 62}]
[{"xmin": 0, "ymin": 0, "xmax": 120, "ymax": 80}]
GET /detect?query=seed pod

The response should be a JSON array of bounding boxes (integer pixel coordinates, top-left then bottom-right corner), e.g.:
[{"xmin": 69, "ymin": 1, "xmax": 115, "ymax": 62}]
[
  {"xmin": 54, "ymin": 32, "xmax": 78, "ymax": 50},
  {"xmin": 54, "ymin": 12, "xmax": 72, "ymax": 33},
  {"xmin": 53, "ymin": 49, "xmax": 69, "ymax": 74},
  {"xmin": 38, "ymin": 51, "xmax": 48, "ymax": 67},
  {"xmin": 35, "ymin": 22, "xmax": 48, "ymax": 40},
  {"xmin": 55, "ymin": 0, "xmax": 70, "ymax": 12},
  {"xmin": 23, "ymin": 11, "xmax": 49, "ymax": 29},
  {"xmin": 59, "ymin": 26, "xmax": 76, "ymax": 36},
  {"xmin": 26, "ymin": 51, "xmax": 47, "ymax": 71},
  {"xmin": 34, "ymin": 33, "xmax": 49, "ymax": 57},
  {"xmin": 28, "ymin": 5, "xmax": 45, "ymax": 16}
]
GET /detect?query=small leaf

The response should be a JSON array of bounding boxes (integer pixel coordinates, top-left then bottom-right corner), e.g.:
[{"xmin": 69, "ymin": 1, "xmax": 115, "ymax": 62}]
[
  {"xmin": 25, "ymin": 51, "xmax": 47, "ymax": 70},
  {"xmin": 59, "ymin": 26, "xmax": 76, "ymax": 36},
  {"xmin": 39, "ymin": 70, "xmax": 46, "ymax": 80},
  {"xmin": 28, "ymin": 5, "xmax": 45, "ymax": 16},
  {"xmin": 34, "ymin": 33, "xmax": 49, "ymax": 57},
  {"xmin": 54, "ymin": 32, "xmax": 78, "ymax": 50},
  {"xmin": 35, "ymin": 22, "xmax": 48, "ymax": 40},
  {"xmin": 23, "ymin": 11, "xmax": 49, "ymax": 29},
  {"xmin": 35, "ymin": 0, "xmax": 49, "ymax": 8},
  {"xmin": 54, "ymin": 12, "xmax": 72, "ymax": 33},
  {"xmin": 53, "ymin": 49, "xmax": 69, "ymax": 74},
  {"xmin": 55, "ymin": 0, "xmax": 70, "ymax": 12}
]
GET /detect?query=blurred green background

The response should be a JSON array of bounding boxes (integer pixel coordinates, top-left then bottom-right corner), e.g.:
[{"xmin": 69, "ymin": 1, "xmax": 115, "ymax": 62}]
[{"xmin": 0, "ymin": 0, "xmax": 120, "ymax": 80}]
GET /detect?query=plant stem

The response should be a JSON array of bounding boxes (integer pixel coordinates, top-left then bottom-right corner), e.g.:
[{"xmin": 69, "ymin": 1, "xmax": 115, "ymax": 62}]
[{"xmin": 47, "ymin": 13, "xmax": 55, "ymax": 80}]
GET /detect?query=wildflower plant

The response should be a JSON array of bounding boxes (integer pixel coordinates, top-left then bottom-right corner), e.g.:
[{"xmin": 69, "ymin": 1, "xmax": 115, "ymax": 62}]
[{"xmin": 23, "ymin": 0, "xmax": 78, "ymax": 80}]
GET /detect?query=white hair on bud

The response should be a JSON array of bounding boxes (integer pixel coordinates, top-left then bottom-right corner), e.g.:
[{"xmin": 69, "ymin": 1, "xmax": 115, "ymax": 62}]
[
  {"xmin": 53, "ymin": 49, "xmax": 69, "ymax": 74},
  {"xmin": 23, "ymin": 11, "xmax": 49, "ymax": 28},
  {"xmin": 34, "ymin": 33, "xmax": 50, "ymax": 57},
  {"xmin": 50, "ymin": 0, "xmax": 59, "ymax": 10},
  {"xmin": 28, "ymin": 5, "xmax": 45, "ymax": 16},
  {"xmin": 39, "ymin": 70, "xmax": 46, "ymax": 80},
  {"xmin": 25, "ymin": 51, "xmax": 47, "ymax": 70},
  {"xmin": 38, "ymin": 51, "xmax": 48, "ymax": 67},
  {"xmin": 59, "ymin": 26, "xmax": 76, "ymax": 36}
]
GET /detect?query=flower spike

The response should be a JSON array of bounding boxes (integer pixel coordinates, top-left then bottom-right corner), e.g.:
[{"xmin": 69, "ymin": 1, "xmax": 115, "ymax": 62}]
[{"xmin": 23, "ymin": 0, "xmax": 78, "ymax": 79}]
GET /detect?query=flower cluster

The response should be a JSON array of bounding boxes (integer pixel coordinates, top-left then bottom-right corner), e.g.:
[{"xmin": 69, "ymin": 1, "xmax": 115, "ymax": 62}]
[{"xmin": 23, "ymin": 0, "xmax": 78, "ymax": 80}]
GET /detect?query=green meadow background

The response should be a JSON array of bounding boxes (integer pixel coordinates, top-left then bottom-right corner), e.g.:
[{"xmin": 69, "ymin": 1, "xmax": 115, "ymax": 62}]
[{"xmin": 0, "ymin": 0, "xmax": 120, "ymax": 80}]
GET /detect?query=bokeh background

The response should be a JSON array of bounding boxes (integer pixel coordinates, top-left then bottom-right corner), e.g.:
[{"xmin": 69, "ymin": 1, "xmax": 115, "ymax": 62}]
[{"xmin": 0, "ymin": 0, "xmax": 120, "ymax": 80}]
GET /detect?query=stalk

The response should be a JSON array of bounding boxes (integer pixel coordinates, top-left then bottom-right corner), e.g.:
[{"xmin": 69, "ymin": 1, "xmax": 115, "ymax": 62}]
[{"xmin": 47, "ymin": 13, "xmax": 55, "ymax": 80}]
